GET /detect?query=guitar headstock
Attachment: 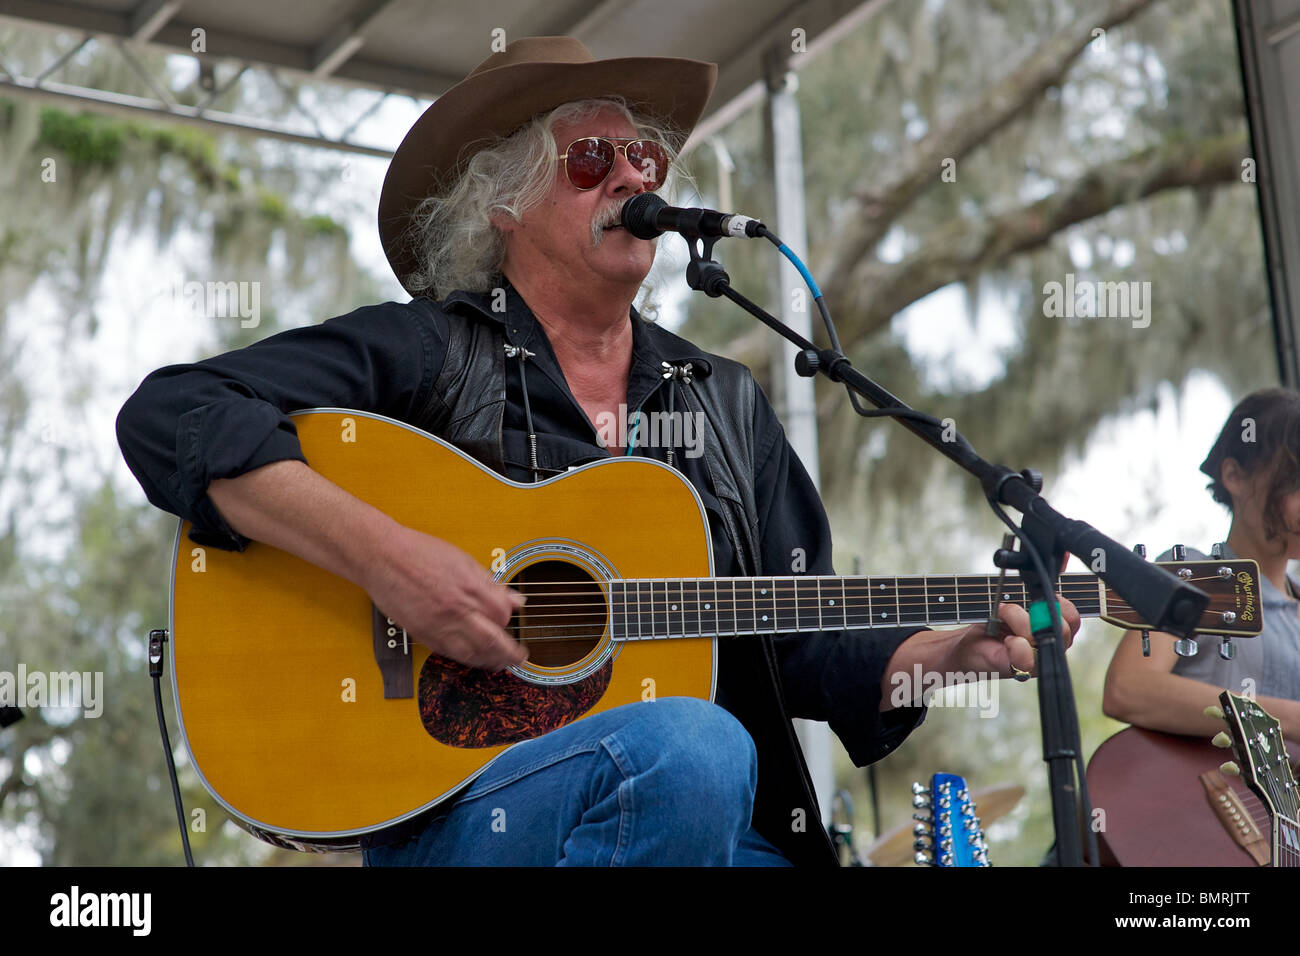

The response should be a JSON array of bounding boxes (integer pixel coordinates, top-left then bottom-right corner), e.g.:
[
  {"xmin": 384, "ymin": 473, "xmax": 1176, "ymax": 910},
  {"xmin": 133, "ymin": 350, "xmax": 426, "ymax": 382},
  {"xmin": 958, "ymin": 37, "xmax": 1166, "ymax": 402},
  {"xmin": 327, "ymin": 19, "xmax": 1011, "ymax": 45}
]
[
  {"xmin": 1214, "ymin": 692, "xmax": 1300, "ymax": 866},
  {"xmin": 912, "ymin": 772, "xmax": 990, "ymax": 867},
  {"xmin": 1100, "ymin": 560, "xmax": 1263, "ymax": 638}
]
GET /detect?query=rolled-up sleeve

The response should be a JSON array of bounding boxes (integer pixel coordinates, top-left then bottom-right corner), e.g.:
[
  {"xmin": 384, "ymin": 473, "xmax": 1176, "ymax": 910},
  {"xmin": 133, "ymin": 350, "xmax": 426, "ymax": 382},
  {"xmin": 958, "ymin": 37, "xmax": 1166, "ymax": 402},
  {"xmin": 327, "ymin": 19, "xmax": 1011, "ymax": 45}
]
[
  {"xmin": 751, "ymin": 391, "xmax": 928, "ymax": 766},
  {"xmin": 116, "ymin": 299, "xmax": 446, "ymax": 550}
]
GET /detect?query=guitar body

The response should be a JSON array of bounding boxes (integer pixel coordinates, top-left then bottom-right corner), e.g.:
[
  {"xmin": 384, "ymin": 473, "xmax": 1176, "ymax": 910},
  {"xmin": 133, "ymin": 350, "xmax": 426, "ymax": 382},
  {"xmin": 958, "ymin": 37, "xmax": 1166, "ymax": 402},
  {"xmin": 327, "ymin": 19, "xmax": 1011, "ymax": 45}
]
[
  {"xmin": 1086, "ymin": 726, "xmax": 1299, "ymax": 866},
  {"xmin": 170, "ymin": 409, "xmax": 715, "ymax": 848}
]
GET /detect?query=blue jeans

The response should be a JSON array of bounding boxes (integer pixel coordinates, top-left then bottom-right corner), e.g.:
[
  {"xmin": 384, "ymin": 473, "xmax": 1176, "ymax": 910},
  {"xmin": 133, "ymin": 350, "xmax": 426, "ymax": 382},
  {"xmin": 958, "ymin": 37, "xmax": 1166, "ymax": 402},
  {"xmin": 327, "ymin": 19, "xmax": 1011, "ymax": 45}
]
[{"xmin": 362, "ymin": 697, "xmax": 791, "ymax": 866}]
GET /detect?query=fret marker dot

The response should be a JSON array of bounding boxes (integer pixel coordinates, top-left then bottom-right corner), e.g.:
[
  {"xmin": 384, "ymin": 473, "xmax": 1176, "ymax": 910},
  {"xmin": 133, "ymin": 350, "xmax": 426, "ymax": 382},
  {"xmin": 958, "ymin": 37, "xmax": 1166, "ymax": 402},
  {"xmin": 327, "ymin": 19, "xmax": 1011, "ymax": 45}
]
[
  {"xmin": 878, "ymin": 584, "xmax": 885, "ymax": 590},
  {"xmin": 705, "ymin": 603, "xmax": 711, "ymax": 610},
  {"xmin": 881, "ymin": 612, "xmax": 889, "ymax": 619},
  {"xmin": 671, "ymin": 604, "xmax": 678, "ymax": 611},
  {"xmin": 762, "ymin": 615, "xmax": 768, "ymax": 622},
  {"xmin": 828, "ymin": 599, "xmax": 835, "ymax": 606},
  {"xmin": 761, "ymin": 588, "xmax": 767, "ymax": 595},
  {"xmin": 938, "ymin": 596, "xmax": 945, "ymax": 603}
]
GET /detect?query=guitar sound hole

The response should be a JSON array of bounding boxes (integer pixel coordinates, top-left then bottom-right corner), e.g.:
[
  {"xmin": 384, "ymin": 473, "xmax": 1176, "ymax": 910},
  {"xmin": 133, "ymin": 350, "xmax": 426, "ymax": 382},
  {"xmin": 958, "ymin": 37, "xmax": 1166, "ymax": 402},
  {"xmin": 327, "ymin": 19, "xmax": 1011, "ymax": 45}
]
[{"xmin": 506, "ymin": 560, "xmax": 605, "ymax": 667}]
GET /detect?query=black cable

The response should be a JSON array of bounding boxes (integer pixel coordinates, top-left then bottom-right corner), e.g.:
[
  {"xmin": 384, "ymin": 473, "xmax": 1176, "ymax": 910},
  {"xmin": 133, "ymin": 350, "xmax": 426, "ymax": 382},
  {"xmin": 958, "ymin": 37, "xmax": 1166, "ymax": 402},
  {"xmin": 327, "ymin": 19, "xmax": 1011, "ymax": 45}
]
[
  {"xmin": 984, "ymin": 500, "xmax": 1099, "ymax": 867},
  {"xmin": 149, "ymin": 629, "xmax": 194, "ymax": 867}
]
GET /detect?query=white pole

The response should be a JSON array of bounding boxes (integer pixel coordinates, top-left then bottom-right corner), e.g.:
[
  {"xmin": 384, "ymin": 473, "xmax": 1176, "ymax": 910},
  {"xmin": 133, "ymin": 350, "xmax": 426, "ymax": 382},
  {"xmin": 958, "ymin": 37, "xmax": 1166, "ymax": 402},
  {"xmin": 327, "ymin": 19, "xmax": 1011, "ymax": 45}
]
[{"xmin": 764, "ymin": 67, "xmax": 834, "ymax": 829}]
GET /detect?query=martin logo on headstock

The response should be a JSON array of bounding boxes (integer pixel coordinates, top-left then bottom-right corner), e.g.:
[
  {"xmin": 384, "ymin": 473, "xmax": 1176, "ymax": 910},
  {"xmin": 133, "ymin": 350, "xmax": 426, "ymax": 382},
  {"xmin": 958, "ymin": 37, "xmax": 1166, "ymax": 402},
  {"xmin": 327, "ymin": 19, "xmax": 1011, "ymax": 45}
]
[{"xmin": 1124, "ymin": 542, "xmax": 1259, "ymax": 662}]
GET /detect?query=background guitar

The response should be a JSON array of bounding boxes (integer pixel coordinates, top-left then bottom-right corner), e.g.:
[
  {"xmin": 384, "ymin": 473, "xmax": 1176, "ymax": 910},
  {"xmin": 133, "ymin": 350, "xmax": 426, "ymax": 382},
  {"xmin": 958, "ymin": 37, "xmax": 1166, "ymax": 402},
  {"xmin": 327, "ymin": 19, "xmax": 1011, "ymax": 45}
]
[
  {"xmin": 1086, "ymin": 722, "xmax": 1299, "ymax": 866},
  {"xmin": 1212, "ymin": 691, "xmax": 1300, "ymax": 867}
]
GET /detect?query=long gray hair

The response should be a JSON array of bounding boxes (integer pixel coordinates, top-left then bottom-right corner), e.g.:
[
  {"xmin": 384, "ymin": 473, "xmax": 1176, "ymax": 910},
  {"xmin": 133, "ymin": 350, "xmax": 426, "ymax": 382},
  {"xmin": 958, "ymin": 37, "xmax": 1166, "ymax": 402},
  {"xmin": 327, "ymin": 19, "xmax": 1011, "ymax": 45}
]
[{"xmin": 402, "ymin": 96, "xmax": 688, "ymax": 310}]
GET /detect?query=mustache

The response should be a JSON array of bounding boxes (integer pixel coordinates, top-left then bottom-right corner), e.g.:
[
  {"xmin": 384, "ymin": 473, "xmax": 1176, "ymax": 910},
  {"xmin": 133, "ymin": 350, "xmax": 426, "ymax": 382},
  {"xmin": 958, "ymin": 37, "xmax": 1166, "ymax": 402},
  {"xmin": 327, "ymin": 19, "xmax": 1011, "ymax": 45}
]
[{"xmin": 590, "ymin": 201, "xmax": 627, "ymax": 244}]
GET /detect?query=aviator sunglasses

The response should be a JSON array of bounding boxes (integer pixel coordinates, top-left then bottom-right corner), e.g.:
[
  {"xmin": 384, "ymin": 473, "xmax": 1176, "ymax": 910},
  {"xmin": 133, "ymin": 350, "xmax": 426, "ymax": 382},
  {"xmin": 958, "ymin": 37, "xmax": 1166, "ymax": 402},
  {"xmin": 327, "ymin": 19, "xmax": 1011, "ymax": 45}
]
[{"xmin": 555, "ymin": 137, "xmax": 669, "ymax": 191}]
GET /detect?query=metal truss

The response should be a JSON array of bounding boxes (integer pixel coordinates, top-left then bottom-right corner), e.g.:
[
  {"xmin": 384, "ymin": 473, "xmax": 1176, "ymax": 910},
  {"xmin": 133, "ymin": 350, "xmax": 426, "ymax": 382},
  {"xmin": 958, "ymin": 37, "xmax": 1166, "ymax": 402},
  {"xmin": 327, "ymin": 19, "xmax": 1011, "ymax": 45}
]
[{"xmin": 0, "ymin": 1, "xmax": 415, "ymax": 157}]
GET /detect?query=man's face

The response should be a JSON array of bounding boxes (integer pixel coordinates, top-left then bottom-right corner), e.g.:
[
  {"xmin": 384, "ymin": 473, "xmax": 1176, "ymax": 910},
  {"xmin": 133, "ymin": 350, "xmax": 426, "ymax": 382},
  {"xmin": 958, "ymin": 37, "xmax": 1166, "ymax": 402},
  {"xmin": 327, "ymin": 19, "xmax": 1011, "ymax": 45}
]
[{"xmin": 499, "ymin": 105, "xmax": 659, "ymax": 292}]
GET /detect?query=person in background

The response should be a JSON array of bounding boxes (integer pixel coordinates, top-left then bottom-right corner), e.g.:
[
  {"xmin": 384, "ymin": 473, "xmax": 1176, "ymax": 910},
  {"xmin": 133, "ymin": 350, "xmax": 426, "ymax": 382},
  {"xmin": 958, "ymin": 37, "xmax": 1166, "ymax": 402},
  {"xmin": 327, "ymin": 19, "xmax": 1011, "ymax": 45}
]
[{"xmin": 1103, "ymin": 387, "xmax": 1300, "ymax": 741}]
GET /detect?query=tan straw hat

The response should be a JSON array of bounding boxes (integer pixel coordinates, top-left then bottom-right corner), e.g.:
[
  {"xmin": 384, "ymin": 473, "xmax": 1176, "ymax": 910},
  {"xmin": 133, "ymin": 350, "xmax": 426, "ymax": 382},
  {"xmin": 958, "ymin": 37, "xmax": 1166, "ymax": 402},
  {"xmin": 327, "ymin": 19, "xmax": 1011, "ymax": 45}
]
[{"xmin": 378, "ymin": 36, "xmax": 717, "ymax": 294}]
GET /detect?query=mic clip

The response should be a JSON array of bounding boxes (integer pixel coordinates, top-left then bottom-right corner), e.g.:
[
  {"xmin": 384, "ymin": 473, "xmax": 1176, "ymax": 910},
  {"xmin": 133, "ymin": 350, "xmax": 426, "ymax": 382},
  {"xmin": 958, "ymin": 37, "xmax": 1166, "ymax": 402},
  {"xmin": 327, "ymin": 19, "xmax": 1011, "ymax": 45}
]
[{"xmin": 684, "ymin": 234, "xmax": 730, "ymax": 298}]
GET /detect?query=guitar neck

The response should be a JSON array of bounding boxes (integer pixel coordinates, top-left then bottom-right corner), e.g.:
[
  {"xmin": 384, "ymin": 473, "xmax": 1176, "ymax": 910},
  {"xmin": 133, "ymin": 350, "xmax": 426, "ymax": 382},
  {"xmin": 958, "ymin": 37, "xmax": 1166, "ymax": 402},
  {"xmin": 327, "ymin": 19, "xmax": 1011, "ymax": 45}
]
[{"xmin": 608, "ymin": 572, "xmax": 1107, "ymax": 640}]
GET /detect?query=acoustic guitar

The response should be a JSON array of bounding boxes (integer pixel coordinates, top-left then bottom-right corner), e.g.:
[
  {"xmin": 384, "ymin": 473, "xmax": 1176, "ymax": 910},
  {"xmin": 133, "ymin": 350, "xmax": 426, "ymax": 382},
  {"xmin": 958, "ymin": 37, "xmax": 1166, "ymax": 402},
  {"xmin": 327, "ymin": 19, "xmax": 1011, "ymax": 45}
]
[
  {"xmin": 168, "ymin": 409, "xmax": 1263, "ymax": 849},
  {"xmin": 1214, "ymin": 690, "xmax": 1300, "ymax": 866},
  {"xmin": 1087, "ymin": 709, "xmax": 1299, "ymax": 866}
]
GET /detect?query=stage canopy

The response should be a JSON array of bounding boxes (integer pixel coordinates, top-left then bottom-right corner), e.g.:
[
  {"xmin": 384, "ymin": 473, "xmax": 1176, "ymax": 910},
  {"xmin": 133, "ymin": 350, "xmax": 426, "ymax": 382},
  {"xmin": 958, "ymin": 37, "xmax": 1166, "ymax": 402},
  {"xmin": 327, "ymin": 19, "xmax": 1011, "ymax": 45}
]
[{"xmin": 0, "ymin": 0, "xmax": 886, "ymax": 157}]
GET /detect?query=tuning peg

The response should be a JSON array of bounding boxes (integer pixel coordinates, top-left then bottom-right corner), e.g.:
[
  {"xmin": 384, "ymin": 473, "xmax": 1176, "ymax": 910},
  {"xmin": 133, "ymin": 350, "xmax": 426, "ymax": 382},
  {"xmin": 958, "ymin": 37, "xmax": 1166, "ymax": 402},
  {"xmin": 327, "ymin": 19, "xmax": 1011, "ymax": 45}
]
[
  {"xmin": 1212, "ymin": 732, "xmax": 1233, "ymax": 749},
  {"xmin": 913, "ymin": 821, "xmax": 932, "ymax": 837},
  {"xmin": 913, "ymin": 838, "xmax": 932, "ymax": 852},
  {"xmin": 1204, "ymin": 705, "xmax": 1225, "ymax": 719},
  {"xmin": 912, "ymin": 812, "xmax": 928, "ymax": 823},
  {"xmin": 1211, "ymin": 543, "xmax": 1224, "ymax": 559},
  {"xmin": 1219, "ymin": 638, "xmax": 1236, "ymax": 661},
  {"xmin": 1221, "ymin": 761, "xmax": 1241, "ymax": 777},
  {"xmin": 912, "ymin": 792, "xmax": 931, "ymax": 809},
  {"xmin": 1172, "ymin": 544, "xmax": 1187, "ymax": 562},
  {"xmin": 1174, "ymin": 638, "xmax": 1199, "ymax": 657},
  {"xmin": 914, "ymin": 851, "xmax": 933, "ymax": 866},
  {"xmin": 1133, "ymin": 546, "xmax": 1151, "ymax": 655}
]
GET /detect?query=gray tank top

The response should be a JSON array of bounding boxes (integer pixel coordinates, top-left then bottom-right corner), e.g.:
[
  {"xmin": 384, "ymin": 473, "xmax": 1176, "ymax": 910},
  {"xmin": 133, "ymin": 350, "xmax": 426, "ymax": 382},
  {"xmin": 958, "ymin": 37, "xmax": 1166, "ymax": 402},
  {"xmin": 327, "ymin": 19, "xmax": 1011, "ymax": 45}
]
[{"xmin": 1168, "ymin": 543, "xmax": 1300, "ymax": 701}]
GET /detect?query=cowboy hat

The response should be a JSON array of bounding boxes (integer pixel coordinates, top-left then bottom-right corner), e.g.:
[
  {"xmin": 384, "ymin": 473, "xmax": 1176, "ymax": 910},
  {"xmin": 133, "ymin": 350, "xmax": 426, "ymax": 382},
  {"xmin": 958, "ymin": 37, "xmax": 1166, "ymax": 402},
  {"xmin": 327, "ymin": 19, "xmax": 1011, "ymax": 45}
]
[{"xmin": 378, "ymin": 36, "xmax": 717, "ymax": 294}]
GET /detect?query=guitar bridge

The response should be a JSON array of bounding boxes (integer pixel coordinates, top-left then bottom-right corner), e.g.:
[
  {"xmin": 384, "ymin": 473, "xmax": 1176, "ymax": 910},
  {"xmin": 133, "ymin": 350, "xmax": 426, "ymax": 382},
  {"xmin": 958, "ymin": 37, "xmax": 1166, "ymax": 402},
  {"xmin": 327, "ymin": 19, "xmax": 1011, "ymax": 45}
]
[
  {"xmin": 371, "ymin": 606, "xmax": 413, "ymax": 699},
  {"xmin": 1199, "ymin": 769, "xmax": 1268, "ymax": 865}
]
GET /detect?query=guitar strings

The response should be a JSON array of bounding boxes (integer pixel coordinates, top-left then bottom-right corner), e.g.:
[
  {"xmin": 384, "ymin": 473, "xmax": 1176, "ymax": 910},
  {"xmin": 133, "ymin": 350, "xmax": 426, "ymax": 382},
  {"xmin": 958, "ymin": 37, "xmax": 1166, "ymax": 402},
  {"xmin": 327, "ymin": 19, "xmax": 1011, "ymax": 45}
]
[
  {"xmin": 492, "ymin": 575, "xmax": 1234, "ymax": 624},
  {"xmin": 377, "ymin": 572, "xmax": 1237, "ymax": 638}
]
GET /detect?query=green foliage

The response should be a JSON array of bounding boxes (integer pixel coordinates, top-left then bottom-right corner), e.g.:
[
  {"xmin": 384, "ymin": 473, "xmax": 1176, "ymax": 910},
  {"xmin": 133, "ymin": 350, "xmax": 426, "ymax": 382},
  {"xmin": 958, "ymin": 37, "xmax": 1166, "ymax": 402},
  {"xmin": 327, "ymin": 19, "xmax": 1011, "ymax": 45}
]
[
  {"xmin": 256, "ymin": 188, "xmax": 288, "ymax": 223},
  {"xmin": 305, "ymin": 213, "xmax": 345, "ymax": 237},
  {"xmin": 37, "ymin": 109, "xmax": 124, "ymax": 168}
]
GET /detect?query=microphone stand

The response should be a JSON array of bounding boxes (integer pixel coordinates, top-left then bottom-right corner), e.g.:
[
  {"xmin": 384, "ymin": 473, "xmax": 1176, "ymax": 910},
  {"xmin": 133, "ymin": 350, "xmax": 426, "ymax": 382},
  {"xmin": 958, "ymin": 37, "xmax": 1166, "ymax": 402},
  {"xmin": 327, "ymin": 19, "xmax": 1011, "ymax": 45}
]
[{"xmin": 678, "ymin": 233, "xmax": 1211, "ymax": 866}]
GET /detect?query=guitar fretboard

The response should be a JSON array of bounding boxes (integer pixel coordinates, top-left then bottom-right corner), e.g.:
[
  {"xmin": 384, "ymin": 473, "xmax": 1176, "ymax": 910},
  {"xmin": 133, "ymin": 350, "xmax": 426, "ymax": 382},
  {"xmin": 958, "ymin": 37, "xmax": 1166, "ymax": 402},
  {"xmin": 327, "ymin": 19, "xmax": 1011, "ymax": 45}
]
[{"xmin": 608, "ymin": 573, "xmax": 1105, "ymax": 640}]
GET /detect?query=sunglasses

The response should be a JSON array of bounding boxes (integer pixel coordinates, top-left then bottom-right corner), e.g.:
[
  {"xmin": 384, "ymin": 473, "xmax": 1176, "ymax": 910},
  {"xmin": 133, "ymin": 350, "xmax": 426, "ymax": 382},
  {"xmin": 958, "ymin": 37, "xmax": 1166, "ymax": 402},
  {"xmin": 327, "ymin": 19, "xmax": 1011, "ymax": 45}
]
[{"xmin": 554, "ymin": 137, "xmax": 669, "ymax": 191}]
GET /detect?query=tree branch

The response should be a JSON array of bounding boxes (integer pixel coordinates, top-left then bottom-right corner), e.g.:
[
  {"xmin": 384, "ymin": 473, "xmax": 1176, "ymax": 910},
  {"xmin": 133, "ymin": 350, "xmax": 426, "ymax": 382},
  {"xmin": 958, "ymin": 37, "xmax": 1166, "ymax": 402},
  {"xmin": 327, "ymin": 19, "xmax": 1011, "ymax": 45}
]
[
  {"xmin": 821, "ymin": 0, "xmax": 1161, "ymax": 309},
  {"xmin": 844, "ymin": 130, "xmax": 1246, "ymax": 335}
]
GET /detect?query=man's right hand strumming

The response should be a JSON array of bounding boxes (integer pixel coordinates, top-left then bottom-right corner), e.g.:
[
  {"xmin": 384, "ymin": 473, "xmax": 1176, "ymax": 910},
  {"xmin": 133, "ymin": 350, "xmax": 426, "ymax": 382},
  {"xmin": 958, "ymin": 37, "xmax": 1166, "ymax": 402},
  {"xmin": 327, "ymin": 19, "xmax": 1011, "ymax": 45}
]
[{"xmin": 363, "ymin": 525, "xmax": 528, "ymax": 672}]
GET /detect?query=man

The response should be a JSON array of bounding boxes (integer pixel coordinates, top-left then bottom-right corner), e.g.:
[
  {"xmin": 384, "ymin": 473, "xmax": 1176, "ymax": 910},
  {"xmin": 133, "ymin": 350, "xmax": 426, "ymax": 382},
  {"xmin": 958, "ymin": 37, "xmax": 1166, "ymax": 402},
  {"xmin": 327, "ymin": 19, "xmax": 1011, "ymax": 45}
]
[{"xmin": 117, "ymin": 37, "xmax": 1078, "ymax": 866}]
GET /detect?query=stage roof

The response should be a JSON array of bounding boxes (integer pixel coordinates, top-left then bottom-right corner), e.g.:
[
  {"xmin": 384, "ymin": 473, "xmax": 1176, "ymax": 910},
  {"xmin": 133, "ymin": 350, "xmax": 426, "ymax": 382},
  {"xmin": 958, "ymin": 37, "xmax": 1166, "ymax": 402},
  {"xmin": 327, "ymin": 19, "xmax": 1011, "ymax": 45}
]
[{"xmin": 0, "ymin": 0, "xmax": 885, "ymax": 155}]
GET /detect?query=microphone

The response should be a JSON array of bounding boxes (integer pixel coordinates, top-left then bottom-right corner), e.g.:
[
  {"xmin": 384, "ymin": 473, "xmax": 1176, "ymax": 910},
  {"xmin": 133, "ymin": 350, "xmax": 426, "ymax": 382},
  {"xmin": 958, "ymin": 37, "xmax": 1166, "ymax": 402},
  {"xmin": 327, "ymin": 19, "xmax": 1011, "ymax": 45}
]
[{"xmin": 621, "ymin": 194, "xmax": 765, "ymax": 241}]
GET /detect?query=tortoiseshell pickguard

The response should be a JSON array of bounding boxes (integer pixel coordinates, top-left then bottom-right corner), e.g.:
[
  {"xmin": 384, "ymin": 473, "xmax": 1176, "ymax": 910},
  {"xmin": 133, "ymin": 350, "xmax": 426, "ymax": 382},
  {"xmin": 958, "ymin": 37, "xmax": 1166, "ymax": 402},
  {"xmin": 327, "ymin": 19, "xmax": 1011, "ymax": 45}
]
[{"xmin": 418, "ymin": 655, "xmax": 613, "ymax": 748}]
